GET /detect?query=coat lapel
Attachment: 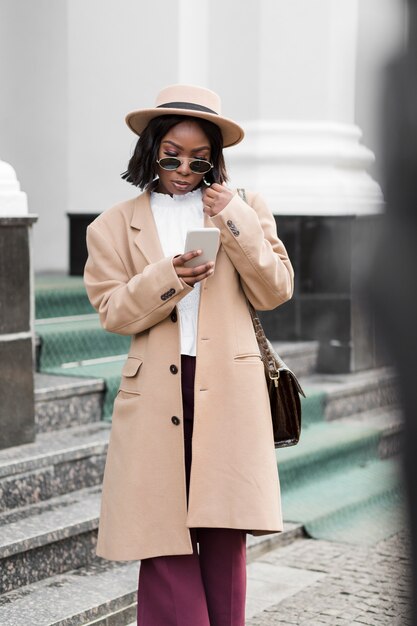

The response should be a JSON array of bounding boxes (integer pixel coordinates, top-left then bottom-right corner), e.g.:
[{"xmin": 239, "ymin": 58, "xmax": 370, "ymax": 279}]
[{"xmin": 130, "ymin": 191, "xmax": 164, "ymax": 264}]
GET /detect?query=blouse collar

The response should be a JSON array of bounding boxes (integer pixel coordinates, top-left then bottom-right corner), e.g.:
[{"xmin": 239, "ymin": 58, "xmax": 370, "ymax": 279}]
[{"xmin": 151, "ymin": 186, "xmax": 203, "ymax": 207}]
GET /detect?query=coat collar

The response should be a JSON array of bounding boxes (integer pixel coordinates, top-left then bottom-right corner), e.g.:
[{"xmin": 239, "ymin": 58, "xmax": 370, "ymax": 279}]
[{"xmin": 130, "ymin": 188, "xmax": 214, "ymax": 264}]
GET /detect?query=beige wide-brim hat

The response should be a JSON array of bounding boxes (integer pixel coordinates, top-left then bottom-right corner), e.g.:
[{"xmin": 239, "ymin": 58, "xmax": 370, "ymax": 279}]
[{"xmin": 125, "ymin": 84, "xmax": 244, "ymax": 148}]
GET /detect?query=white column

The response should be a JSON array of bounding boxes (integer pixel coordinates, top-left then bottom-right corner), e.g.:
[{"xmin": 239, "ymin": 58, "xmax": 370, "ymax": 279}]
[
  {"xmin": 227, "ymin": 0, "xmax": 383, "ymax": 215},
  {"xmin": 0, "ymin": 159, "xmax": 34, "ymax": 343},
  {"xmin": 0, "ymin": 160, "xmax": 36, "ymax": 447},
  {"xmin": 0, "ymin": 160, "xmax": 28, "ymax": 216},
  {"xmin": 178, "ymin": 0, "xmax": 210, "ymax": 85}
]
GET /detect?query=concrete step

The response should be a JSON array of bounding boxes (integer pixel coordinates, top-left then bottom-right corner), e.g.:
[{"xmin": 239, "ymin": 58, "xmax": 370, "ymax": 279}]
[
  {"xmin": 335, "ymin": 407, "xmax": 403, "ymax": 459},
  {"xmin": 44, "ymin": 358, "xmax": 125, "ymax": 420},
  {"xmin": 35, "ymin": 372, "xmax": 105, "ymax": 433},
  {"xmin": 281, "ymin": 454, "xmax": 406, "ymax": 545},
  {"xmin": 0, "ymin": 352, "xmax": 400, "ymax": 604},
  {"xmin": 42, "ymin": 354, "xmax": 396, "ymax": 428},
  {"xmin": 0, "ymin": 485, "xmax": 101, "ymax": 593},
  {"xmin": 43, "ymin": 341, "xmax": 319, "ymax": 421},
  {"xmin": 300, "ymin": 366, "xmax": 398, "ymax": 425},
  {"xmin": 0, "ymin": 523, "xmax": 303, "ymax": 626},
  {"xmin": 44, "ymin": 342, "xmax": 319, "ymax": 421},
  {"xmin": 271, "ymin": 340, "xmax": 318, "ymax": 377},
  {"xmin": 278, "ymin": 407, "xmax": 403, "ymax": 491},
  {"xmin": 5, "ymin": 374, "xmax": 401, "ymax": 516},
  {"xmin": 0, "ymin": 408, "xmax": 400, "ymax": 593},
  {"xmin": 0, "ymin": 422, "xmax": 109, "ymax": 512}
]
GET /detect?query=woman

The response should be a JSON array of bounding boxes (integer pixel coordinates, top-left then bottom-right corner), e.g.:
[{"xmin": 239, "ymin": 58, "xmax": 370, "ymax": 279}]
[{"xmin": 84, "ymin": 84, "xmax": 294, "ymax": 626}]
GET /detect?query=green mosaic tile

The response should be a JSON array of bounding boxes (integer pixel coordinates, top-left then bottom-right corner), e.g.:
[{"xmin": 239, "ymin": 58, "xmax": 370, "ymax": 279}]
[
  {"xmin": 36, "ymin": 318, "xmax": 130, "ymax": 369},
  {"xmin": 300, "ymin": 391, "xmax": 326, "ymax": 426},
  {"xmin": 307, "ymin": 487, "xmax": 407, "ymax": 544},
  {"xmin": 277, "ymin": 420, "xmax": 381, "ymax": 490},
  {"xmin": 35, "ymin": 275, "xmax": 94, "ymax": 319},
  {"xmin": 281, "ymin": 456, "xmax": 404, "ymax": 545}
]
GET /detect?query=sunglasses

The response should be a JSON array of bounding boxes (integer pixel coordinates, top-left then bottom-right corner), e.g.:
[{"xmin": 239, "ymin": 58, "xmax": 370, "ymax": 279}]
[{"xmin": 157, "ymin": 157, "xmax": 213, "ymax": 175}]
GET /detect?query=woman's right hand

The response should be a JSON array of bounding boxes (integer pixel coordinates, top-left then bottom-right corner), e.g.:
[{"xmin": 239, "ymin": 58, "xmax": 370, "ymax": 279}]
[{"xmin": 172, "ymin": 250, "xmax": 214, "ymax": 287}]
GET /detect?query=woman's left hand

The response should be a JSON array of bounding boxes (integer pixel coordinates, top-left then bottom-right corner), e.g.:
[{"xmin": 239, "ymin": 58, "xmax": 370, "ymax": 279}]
[{"xmin": 202, "ymin": 183, "xmax": 235, "ymax": 217}]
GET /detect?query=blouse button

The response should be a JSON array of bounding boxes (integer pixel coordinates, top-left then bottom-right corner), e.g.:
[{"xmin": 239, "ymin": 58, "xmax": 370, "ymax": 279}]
[
  {"xmin": 170, "ymin": 364, "xmax": 178, "ymax": 374},
  {"xmin": 171, "ymin": 416, "xmax": 180, "ymax": 425}
]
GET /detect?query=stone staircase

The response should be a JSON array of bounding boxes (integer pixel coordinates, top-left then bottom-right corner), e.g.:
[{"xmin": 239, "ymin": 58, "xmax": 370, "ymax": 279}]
[{"xmin": 0, "ymin": 275, "xmax": 404, "ymax": 625}]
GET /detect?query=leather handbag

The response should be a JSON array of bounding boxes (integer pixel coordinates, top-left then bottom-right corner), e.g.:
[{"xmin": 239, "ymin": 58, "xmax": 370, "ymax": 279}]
[
  {"xmin": 248, "ymin": 303, "xmax": 305, "ymax": 447},
  {"xmin": 237, "ymin": 188, "xmax": 305, "ymax": 448}
]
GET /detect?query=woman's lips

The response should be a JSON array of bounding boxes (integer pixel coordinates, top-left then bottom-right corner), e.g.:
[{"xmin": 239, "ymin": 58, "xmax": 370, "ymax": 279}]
[{"xmin": 172, "ymin": 180, "xmax": 191, "ymax": 191}]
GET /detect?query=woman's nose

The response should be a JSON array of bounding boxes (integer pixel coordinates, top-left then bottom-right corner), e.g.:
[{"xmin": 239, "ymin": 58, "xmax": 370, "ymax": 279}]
[{"xmin": 177, "ymin": 159, "xmax": 191, "ymax": 175}]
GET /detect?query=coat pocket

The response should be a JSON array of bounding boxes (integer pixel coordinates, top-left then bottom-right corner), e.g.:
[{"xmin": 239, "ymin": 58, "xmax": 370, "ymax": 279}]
[
  {"xmin": 233, "ymin": 352, "xmax": 262, "ymax": 364},
  {"xmin": 118, "ymin": 356, "xmax": 143, "ymax": 395}
]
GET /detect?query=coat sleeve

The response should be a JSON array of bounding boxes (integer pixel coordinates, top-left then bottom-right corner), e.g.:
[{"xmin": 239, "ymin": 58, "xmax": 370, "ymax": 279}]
[
  {"xmin": 83, "ymin": 224, "xmax": 193, "ymax": 335},
  {"xmin": 210, "ymin": 191, "xmax": 294, "ymax": 310}
]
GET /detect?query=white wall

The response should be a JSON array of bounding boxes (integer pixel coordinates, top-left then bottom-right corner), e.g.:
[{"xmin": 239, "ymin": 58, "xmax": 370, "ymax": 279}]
[
  {"xmin": 0, "ymin": 0, "xmax": 408, "ymax": 271},
  {"xmin": 0, "ymin": 0, "xmax": 68, "ymax": 271},
  {"xmin": 67, "ymin": 0, "xmax": 180, "ymax": 216},
  {"xmin": 208, "ymin": 0, "xmax": 261, "ymax": 122}
]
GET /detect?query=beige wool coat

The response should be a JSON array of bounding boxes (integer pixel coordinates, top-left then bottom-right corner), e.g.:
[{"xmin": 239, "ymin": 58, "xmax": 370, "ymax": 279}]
[{"xmin": 84, "ymin": 188, "xmax": 294, "ymax": 561}]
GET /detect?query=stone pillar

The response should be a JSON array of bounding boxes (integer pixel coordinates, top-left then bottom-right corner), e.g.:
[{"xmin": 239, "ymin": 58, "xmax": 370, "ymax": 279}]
[
  {"xmin": 0, "ymin": 160, "xmax": 37, "ymax": 448},
  {"xmin": 225, "ymin": 0, "xmax": 385, "ymax": 373}
]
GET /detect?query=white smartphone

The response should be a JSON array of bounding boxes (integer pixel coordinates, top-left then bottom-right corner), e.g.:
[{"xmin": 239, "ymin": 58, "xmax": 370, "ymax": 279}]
[{"xmin": 184, "ymin": 228, "xmax": 220, "ymax": 268}]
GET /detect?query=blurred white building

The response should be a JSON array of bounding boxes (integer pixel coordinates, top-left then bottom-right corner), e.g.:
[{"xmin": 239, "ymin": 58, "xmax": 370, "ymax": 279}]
[{"xmin": 0, "ymin": 0, "xmax": 407, "ymax": 272}]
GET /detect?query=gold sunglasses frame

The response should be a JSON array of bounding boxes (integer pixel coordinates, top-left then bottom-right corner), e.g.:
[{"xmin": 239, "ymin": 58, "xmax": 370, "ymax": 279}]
[{"xmin": 157, "ymin": 157, "xmax": 213, "ymax": 174}]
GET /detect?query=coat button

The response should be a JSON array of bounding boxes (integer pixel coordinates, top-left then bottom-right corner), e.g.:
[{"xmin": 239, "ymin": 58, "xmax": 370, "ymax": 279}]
[
  {"xmin": 171, "ymin": 416, "xmax": 180, "ymax": 425},
  {"xmin": 226, "ymin": 220, "xmax": 239, "ymax": 236},
  {"xmin": 170, "ymin": 364, "xmax": 178, "ymax": 374},
  {"xmin": 170, "ymin": 311, "xmax": 177, "ymax": 322}
]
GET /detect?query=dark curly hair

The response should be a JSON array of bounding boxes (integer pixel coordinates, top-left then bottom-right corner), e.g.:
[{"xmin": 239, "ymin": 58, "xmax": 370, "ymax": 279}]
[{"xmin": 121, "ymin": 115, "xmax": 228, "ymax": 190}]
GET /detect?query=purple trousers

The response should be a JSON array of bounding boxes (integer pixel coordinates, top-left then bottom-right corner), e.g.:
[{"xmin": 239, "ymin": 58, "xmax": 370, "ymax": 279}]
[{"xmin": 137, "ymin": 355, "xmax": 247, "ymax": 626}]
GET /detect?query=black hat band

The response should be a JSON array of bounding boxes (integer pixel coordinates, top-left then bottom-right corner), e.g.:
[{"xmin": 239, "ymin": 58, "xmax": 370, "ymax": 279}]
[{"xmin": 157, "ymin": 101, "xmax": 218, "ymax": 115}]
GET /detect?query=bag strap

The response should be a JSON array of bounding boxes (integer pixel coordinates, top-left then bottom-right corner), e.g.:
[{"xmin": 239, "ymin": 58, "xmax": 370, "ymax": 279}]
[
  {"xmin": 248, "ymin": 303, "xmax": 281, "ymax": 382},
  {"xmin": 236, "ymin": 188, "xmax": 306, "ymax": 397},
  {"xmin": 236, "ymin": 187, "xmax": 279, "ymax": 381}
]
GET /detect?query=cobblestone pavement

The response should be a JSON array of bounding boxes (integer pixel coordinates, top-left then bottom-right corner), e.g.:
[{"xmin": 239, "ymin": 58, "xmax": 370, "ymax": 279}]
[{"xmin": 247, "ymin": 530, "xmax": 411, "ymax": 626}]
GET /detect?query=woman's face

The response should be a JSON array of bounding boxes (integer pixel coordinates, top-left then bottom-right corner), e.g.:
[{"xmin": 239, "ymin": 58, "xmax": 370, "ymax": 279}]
[{"xmin": 156, "ymin": 120, "xmax": 211, "ymax": 195}]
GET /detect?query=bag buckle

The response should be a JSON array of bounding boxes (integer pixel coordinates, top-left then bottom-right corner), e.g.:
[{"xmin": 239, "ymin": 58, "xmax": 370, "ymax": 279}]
[{"xmin": 269, "ymin": 370, "xmax": 280, "ymax": 387}]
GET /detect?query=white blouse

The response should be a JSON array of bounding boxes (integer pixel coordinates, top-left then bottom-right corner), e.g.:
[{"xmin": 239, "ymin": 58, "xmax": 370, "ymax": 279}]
[{"xmin": 150, "ymin": 188, "xmax": 204, "ymax": 356}]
